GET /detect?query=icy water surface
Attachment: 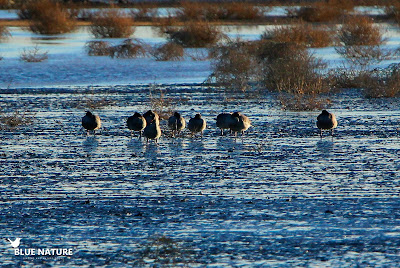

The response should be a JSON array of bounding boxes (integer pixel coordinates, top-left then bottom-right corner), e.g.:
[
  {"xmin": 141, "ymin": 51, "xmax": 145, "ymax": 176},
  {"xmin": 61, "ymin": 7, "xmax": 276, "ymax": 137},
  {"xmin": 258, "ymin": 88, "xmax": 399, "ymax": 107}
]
[{"xmin": 0, "ymin": 85, "xmax": 399, "ymax": 266}]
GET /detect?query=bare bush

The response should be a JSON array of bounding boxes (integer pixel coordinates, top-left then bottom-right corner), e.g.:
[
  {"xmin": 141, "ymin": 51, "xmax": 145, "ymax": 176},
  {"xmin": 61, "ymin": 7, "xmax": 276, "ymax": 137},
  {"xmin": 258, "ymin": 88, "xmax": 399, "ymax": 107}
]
[
  {"xmin": 90, "ymin": 9, "xmax": 134, "ymax": 38},
  {"xmin": 262, "ymin": 22, "xmax": 333, "ymax": 48},
  {"xmin": 19, "ymin": 0, "xmax": 76, "ymax": 34},
  {"xmin": 20, "ymin": 46, "xmax": 48, "ymax": 62},
  {"xmin": 278, "ymin": 93, "xmax": 327, "ymax": 111},
  {"xmin": 165, "ymin": 21, "xmax": 222, "ymax": 48},
  {"xmin": 209, "ymin": 40, "xmax": 260, "ymax": 91},
  {"xmin": 152, "ymin": 42, "xmax": 184, "ymax": 61},
  {"xmin": 85, "ymin": 41, "xmax": 111, "ymax": 56},
  {"xmin": 335, "ymin": 16, "xmax": 389, "ymax": 69},
  {"xmin": 109, "ymin": 39, "xmax": 148, "ymax": 59}
]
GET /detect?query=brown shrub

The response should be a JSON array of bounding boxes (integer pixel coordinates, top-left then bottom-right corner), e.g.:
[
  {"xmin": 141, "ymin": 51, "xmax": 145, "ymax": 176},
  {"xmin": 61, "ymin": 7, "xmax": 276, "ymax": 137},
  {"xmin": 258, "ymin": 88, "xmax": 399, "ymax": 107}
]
[
  {"xmin": 20, "ymin": 0, "xmax": 76, "ymax": 34},
  {"xmin": 20, "ymin": 46, "xmax": 48, "ymax": 62},
  {"xmin": 291, "ymin": 0, "xmax": 354, "ymax": 22},
  {"xmin": 221, "ymin": 3, "xmax": 264, "ymax": 21},
  {"xmin": 109, "ymin": 39, "xmax": 148, "ymax": 59},
  {"xmin": 85, "ymin": 41, "xmax": 111, "ymax": 56},
  {"xmin": 337, "ymin": 16, "xmax": 384, "ymax": 46},
  {"xmin": 165, "ymin": 21, "xmax": 222, "ymax": 48},
  {"xmin": 258, "ymin": 42, "xmax": 329, "ymax": 96},
  {"xmin": 262, "ymin": 22, "xmax": 333, "ymax": 48},
  {"xmin": 90, "ymin": 9, "xmax": 134, "ymax": 38},
  {"xmin": 152, "ymin": 42, "xmax": 184, "ymax": 61},
  {"xmin": 0, "ymin": 0, "xmax": 8, "ymax": 8},
  {"xmin": 278, "ymin": 93, "xmax": 327, "ymax": 111},
  {"xmin": 384, "ymin": 1, "xmax": 400, "ymax": 24},
  {"xmin": 362, "ymin": 64, "xmax": 400, "ymax": 98},
  {"xmin": 336, "ymin": 16, "xmax": 388, "ymax": 68}
]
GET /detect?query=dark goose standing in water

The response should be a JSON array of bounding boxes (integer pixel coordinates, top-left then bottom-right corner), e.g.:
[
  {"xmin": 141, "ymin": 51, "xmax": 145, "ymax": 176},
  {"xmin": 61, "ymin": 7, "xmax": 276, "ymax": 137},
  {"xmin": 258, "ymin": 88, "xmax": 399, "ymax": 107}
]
[
  {"xmin": 127, "ymin": 112, "xmax": 147, "ymax": 138},
  {"xmin": 143, "ymin": 114, "xmax": 162, "ymax": 143},
  {"xmin": 216, "ymin": 112, "xmax": 234, "ymax": 136},
  {"xmin": 82, "ymin": 111, "xmax": 101, "ymax": 136},
  {"xmin": 188, "ymin": 114, "xmax": 207, "ymax": 137},
  {"xmin": 168, "ymin": 112, "xmax": 186, "ymax": 137},
  {"xmin": 316, "ymin": 110, "xmax": 338, "ymax": 138},
  {"xmin": 229, "ymin": 112, "xmax": 251, "ymax": 137}
]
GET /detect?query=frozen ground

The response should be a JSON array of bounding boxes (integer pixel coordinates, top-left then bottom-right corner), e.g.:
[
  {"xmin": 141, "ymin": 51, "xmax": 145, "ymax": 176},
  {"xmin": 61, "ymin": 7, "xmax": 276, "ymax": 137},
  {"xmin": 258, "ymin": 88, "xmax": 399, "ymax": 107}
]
[{"xmin": 0, "ymin": 85, "xmax": 400, "ymax": 266}]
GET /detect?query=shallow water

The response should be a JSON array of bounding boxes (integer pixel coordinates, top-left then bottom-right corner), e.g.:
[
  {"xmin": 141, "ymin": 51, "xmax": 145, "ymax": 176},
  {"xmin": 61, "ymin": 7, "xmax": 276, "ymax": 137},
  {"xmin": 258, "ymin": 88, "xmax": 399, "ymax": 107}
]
[{"xmin": 0, "ymin": 85, "xmax": 399, "ymax": 266}]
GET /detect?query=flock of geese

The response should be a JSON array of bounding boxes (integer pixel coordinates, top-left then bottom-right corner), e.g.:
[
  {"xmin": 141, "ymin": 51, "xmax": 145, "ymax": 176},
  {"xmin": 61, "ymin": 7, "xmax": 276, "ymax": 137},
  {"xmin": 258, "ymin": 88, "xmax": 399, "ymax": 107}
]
[{"xmin": 82, "ymin": 109, "xmax": 338, "ymax": 142}]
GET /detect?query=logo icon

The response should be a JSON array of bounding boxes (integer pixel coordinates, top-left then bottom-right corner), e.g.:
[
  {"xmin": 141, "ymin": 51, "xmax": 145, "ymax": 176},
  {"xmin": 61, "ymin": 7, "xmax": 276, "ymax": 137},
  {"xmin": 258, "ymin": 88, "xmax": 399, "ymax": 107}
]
[{"xmin": 7, "ymin": 238, "xmax": 21, "ymax": 248}]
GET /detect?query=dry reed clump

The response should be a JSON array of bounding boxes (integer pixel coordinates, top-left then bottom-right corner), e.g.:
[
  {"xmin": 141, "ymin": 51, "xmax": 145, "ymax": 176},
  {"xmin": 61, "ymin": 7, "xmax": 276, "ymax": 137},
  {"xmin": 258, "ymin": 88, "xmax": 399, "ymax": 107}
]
[
  {"xmin": 361, "ymin": 64, "xmax": 400, "ymax": 98},
  {"xmin": 289, "ymin": 0, "xmax": 354, "ymax": 22},
  {"xmin": 85, "ymin": 41, "xmax": 111, "ymax": 56},
  {"xmin": 109, "ymin": 39, "xmax": 148, "ymax": 59},
  {"xmin": 148, "ymin": 88, "xmax": 175, "ymax": 120},
  {"xmin": 20, "ymin": 46, "xmax": 48, "ymax": 62},
  {"xmin": 262, "ymin": 22, "xmax": 333, "ymax": 48},
  {"xmin": 335, "ymin": 16, "xmax": 389, "ymax": 68},
  {"xmin": 0, "ymin": 111, "xmax": 34, "ymax": 130},
  {"xmin": 19, "ymin": 0, "xmax": 76, "ymax": 34},
  {"xmin": 90, "ymin": 9, "xmax": 134, "ymax": 38},
  {"xmin": 209, "ymin": 40, "xmax": 260, "ymax": 92},
  {"xmin": 165, "ymin": 21, "xmax": 222, "ymax": 48},
  {"xmin": 152, "ymin": 41, "xmax": 184, "ymax": 61}
]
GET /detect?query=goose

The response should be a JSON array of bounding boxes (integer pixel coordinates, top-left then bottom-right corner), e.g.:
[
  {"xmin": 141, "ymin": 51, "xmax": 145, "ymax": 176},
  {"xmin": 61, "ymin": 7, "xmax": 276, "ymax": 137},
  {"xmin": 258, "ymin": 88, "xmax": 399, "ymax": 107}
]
[
  {"xmin": 216, "ymin": 112, "xmax": 233, "ymax": 136},
  {"xmin": 188, "ymin": 114, "xmax": 206, "ymax": 137},
  {"xmin": 82, "ymin": 111, "xmax": 101, "ymax": 136},
  {"xmin": 127, "ymin": 112, "xmax": 147, "ymax": 138},
  {"xmin": 317, "ymin": 110, "xmax": 337, "ymax": 138},
  {"xmin": 168, "ymin": 112, "xmax": 186, "ymax": 137},
  {"xmin": 143, "ymin": 115, "xmax": 161, "ymax": 143},
  {"xmin": 229, "ymin": 112, "xmax": 251, "ymax": 137},
  {"xmin": 143, "ymin": 110, "xmax": 160, "ymax": 125}
]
